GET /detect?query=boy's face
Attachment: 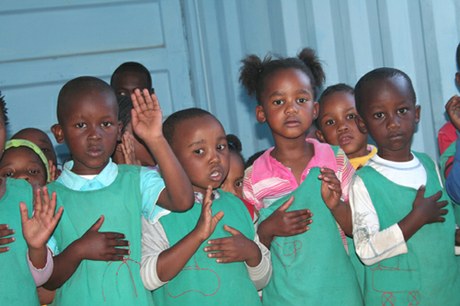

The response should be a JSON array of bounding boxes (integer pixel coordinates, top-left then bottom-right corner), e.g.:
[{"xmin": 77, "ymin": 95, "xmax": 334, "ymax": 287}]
[
  {"xmin": 257, "ymin": 68, "xmax": 318, "ymax": 141},
  {"xmin": 220, "ymin": 151, "xmax": 244, "ymax": 198},
  {"xmin": 359, "ymin": 76, "xmax": 420, "ymax": 161},
  {"xmin": 170, "ymin": 115, "xmax": 229, "ymax": 195},
  {"xmin": 0, "ymin": 147, "xmax": 47, "ymax": 188},
  {"xmin": 112, "ymin": 72, "xmax": 150, "ymax": 96},
  {"xmin": 316, "ymin": 91, "xmax": 368, "ymax": 159},
  {"xmin": 53, "ymin": 91, "xmax": 121, "ymax": 175}
]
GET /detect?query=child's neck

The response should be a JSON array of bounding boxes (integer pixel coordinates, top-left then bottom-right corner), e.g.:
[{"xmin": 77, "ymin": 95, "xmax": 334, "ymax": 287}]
[
  {"xmin": 377, "ymin": 148, "xmax": 413, "ymax": 162},
  {"xmin": 272, "ymin": 138, "xmax": 314, "ymax": 184}
]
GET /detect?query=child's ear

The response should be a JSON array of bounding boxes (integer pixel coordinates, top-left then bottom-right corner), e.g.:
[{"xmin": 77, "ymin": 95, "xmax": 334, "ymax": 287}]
[
  {"xmin": 51, "ymin": 124, "xmax": 65, "ymax": 144},
  {"xmin": 355, "ymin": 116, "xmax": 368, "ymax": 134},
  {"xmin": 315, "ymin": 129, "xmax": 326, "ymax": 143},
  {"xmin": 256, "ymin": 105, "xmax": 266, "ymax": 123},
  {"xmin": 456, "ymin": 72, "xmax": 460, "ymax": 88},
  {"xmin": 415, "ymin": 105, "xmax": 421, "ymax": 124},
  {"xmin": 312, "ymin": 101, "xmax": 319, "ymax": 120}
]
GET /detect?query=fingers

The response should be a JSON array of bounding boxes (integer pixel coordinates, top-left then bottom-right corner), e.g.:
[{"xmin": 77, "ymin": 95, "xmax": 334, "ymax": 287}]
[
  {"xmin": 223, "ymin": 225, "xmax": 240, "ymax": 236},
  {"xmin": 0, "ymin": 224, "xmax": 15, "ymax": 248},
  {"xmin": 428, "ymin": 190, "xmax": 442, "ymax": 202},
  {"xmin": 19, "ymin": 202, "xmax": 30, "ymax": 224},
  {"xmin": 212, "ymin": 211, "xmax": 224, "ymax": 224},
  {"xmin": 415, "ymin": 185, "xmax": 426, "ymax": 201},
  {"xmin": 88, "ymin": 215, "xmax": 104, "ymax": 232},
  {"xmin": 277, "ymin": 196, "xmax": 294, "ymax": 212}
]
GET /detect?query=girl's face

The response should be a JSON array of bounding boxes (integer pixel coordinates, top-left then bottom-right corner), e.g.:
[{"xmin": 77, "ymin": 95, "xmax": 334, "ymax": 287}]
[
  {"xmin": 0, "ymin": 147, "xmax": 47, "ymax": 188},
  {"xmin": 256, "ymin": 68, "xmax": 318, "ymax": 142},
  {"xmin": 316, "ymin": 91, "xmax": 368, "ymax": 159},
  {"xmin": 360, "ymin": 76, "xmax": 420, "ymax": 162},
  {"xmin": 221, "ymin": 151, "xmax": 244, "ymax": 198},
  {"xmin": 170, "ymin": 115, "xmax": 230, "ymax": 195}
]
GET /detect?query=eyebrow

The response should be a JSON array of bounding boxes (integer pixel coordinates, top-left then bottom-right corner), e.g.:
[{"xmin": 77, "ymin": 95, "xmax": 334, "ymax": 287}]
[
  {"xmin": 188, "ymin": 139, "xmax": 205, "ymax": 148},
  {"xmin": 268, "ymin": 89, "xmax": 312, "ymax": 99}
]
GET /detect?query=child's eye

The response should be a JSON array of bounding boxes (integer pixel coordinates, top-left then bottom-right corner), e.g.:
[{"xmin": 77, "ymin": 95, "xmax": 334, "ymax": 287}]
[
  {"xmin": 373, "ymin": 112, "xmax": 385, "ymax": 119},
  {"xmin": 1, "ymin": 170, "xmax": 14, "ymax": 177},
  {"xmin": 217, "ymin": 144, "xmax": 227, "ymax": 151},
  {"xmin": 273, "ymin": 100, "xmax": 284, "ymax": 106},
  {"xmin": 41, "ymin": 147, "xmax": 50, "ymax": 153},
  {"xmin": 297, "ymin": 98, "xmax": 309, "ymax": 104},
  {"xmin": 397, "ymin": 108, "xmax": 408, "ymax": 115},
  {"xmin": 346, "ymin": 114, "xmax": 357, "ymax": 120},
  {"xmin": 235, "ymin": 179, "xmax": 243, "ymax": 188},
  {"xmin": 193, "ymin": 149, "xmax": 204, "ymax": 155},
  {"xmin": 75, "ymin": 122, "xmax": 87, "ymax": 128},
  {"xmin": 101, "ymin": 121, "xmax": 113, "ymax": 127},
  {"xmin": 325, "ymin": 119, "xmax": 335, "ymax": 126},
  {"xmin": 28, "ymin": 169, "xmax": 40, "ymax": 175}
]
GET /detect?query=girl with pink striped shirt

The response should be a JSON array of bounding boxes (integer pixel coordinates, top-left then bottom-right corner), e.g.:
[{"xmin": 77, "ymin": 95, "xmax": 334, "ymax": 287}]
[{"xmin": 240, "ymin": 48, "xmax": 362, "ymax": 305}]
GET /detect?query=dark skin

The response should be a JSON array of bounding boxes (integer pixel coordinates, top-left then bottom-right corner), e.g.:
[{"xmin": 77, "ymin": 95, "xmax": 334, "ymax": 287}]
[
  {"xmin": 254, "ymin": 68, "xmax": 352, "ymax": 245},
  {"xmin": 156, "ymin": 116, "xmax": 261, "ymax": 282},
  {"xmin": 359, "ymin": 76, "xmax": 448, "ymax": 241},
  {"xmin": 45, "ymin": 88, "xmax": 193, "ymax": 289}
]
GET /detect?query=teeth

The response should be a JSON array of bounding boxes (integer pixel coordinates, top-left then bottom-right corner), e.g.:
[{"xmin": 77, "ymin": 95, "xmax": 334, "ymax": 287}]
[{"xmin": 210, "ymin": 171, "xmax": 220, "ymax": 178}]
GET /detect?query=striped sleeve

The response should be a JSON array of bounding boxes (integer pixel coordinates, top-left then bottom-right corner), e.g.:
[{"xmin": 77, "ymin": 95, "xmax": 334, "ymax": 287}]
[{"xmin": 335, "ymin": 148, "xmax": 355, "ymax": 202}]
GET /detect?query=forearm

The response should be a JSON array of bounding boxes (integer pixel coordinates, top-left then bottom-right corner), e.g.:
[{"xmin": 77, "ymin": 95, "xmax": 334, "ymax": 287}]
[
  {"xmin": 398, "ymin": 210, "xmax": 425, "ymax": 241},
  {"xmin": 330, "ymin": 201, "xmax": 352, "ymax": 236},
  {"xmin": 256, "ymin": 220, "xmax": 274, "ymax": 249},
  {"xmin": 44, "ymin": 242, "xmax": 83, "ymax": 290},
  {"xmin": 146, "ymin": 136, "xmax": 193, "ymax": 211},
  {"xmin": 156, "ymin": 229, "xmax": 205, "ymax": 282},
  {"xmin": 28, "ymin": 245, "xmax": 48, "ymax": 269}
]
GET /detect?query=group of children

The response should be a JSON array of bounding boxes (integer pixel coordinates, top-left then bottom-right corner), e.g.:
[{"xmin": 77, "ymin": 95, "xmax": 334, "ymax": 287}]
[{"xmin": 0, "ymin": 43, "xmax": 460, "ymax": 305}]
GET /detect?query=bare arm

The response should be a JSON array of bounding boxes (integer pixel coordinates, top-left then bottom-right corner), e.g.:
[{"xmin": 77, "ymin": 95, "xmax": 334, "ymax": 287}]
[
  {"xmin": 131, "ymin": 89, "xmax": 193, "ymax": 211},
  {"xmin": 319, "ymin": 167, "xmax": 352, "ymax": 236}
]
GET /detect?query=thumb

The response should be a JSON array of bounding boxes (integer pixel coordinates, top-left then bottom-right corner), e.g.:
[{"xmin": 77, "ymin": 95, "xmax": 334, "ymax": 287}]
[
  {"xmin": 223, "ymin": 225, "xmax": 240, "ymax": 236},
  {"xmin": 88, "ymin": 215, "xmax": 104, "ymax": 232},
  {"xmin": 19, "ymin": 202, "xmax": 30, "ymax": 224},
  {"xmin": 212, "ymin": 211, "xmax": 224, "ymax": 224},
  {"xmin": 278, "ymin": 196, "xmax": 294, "ymax": 212}
]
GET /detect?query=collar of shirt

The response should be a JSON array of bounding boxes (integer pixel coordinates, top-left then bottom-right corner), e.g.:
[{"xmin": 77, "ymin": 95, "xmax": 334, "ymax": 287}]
[
  {"xmin": 194, "ymin": 189, "xmax": 220, "ymax": 204},
  {"xmin": 251, "ymin": 138, "xmax": 337, "ymax": 187},
  {"xmin": 57, "ymin": 159, "xmax": 118, "ymax": 191}
]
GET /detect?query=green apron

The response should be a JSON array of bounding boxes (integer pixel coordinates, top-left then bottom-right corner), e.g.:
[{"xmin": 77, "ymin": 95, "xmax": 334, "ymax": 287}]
[
  {"xmin": 0, "ymin": 178, "xmax": 39, "ymax": 305},
  {"xmin": 48, "ymin": 165, "xmax": 153, "ymax": 306},
  {"xmin": 357, "ymin": 152, "xmax": 460, "ymax": 305},
  {"xmin": 259, "ymin": 166, "xmax": 363, "ymax": 306},
  {"xmin": 154, "ymin": 190, "xmax": 262, "ymax": 306}
]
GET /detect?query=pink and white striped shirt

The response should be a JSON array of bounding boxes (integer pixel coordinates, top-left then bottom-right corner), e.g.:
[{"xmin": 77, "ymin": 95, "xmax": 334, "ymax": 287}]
[{"xmin": 243, "ymin": 138, "xmax": 354, "ymax": 210}]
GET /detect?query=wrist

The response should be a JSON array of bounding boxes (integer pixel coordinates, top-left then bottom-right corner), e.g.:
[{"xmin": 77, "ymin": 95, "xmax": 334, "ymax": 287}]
[{"xmin": 245, "ymin": 243, "xmax": 262, "ymax": 267}]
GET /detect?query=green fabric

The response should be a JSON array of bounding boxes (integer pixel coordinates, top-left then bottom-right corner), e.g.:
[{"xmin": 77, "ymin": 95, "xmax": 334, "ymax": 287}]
[
  {"xmin": 48, "ymin": 165, "xmax": 153, "ymax": 306},
  {"xmin": 0, "ymin": 178, "xmax": 39, "ymax": 305},
  {"xmin": 154, "ymin": 190, "xmax": 261, "ymax": 306},
  {"xmin": 357, "ymin": 152, "xmax": 460, "ymax": 305},
  {"xmin": 258, "ymin": 166, "xmax": 363, "ymax": 305}
]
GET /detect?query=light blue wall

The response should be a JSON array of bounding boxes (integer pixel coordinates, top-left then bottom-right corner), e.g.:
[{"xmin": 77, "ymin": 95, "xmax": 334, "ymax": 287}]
[{"xmin": 1, "ymin": 0, "xmax": 459, "ymax": 162}]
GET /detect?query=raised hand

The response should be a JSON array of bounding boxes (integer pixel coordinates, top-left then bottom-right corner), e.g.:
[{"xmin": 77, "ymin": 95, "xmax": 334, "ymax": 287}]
[
  {"xmin": 455, "ymin": 228, "xmax": 460, "ymax": 246},
  {"xmin": 130, "ymin": 88, "xmax": 163, "ymax": 141},
  {"xmin": 445, "ymin": 95, "xmax": 460, "ymax": 131},
  {"xmin": 319, "ymin": 168, "xmax": 342, "ymax": 210},
  {"xmin": 257, "ymin": 196, "xmax": 312, "ymax": 248},
  {"xmin": 20, "ymin": 187, "xmax": 63, "ymax": 250},
  {"xmin": 205, "ymin": 225, "xmax": 261, "ymax": 267},
  {"xmin": 75, "ymin": 215, "xmax": 130, "ymax": 261},
  {"xmin": 411, "ymin": 186, "xmax": 448, "ymax": 225},
  {"xmin": 0, "ymin": 224, "xmax": 14, "ymax": 253},
  {"xmin": 194, "ymin": 186, "xmax": 224, "ymax": 242},
  {"xmin": 120, "ymin": 131, "xmax": 141, "ymax": 165}
]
